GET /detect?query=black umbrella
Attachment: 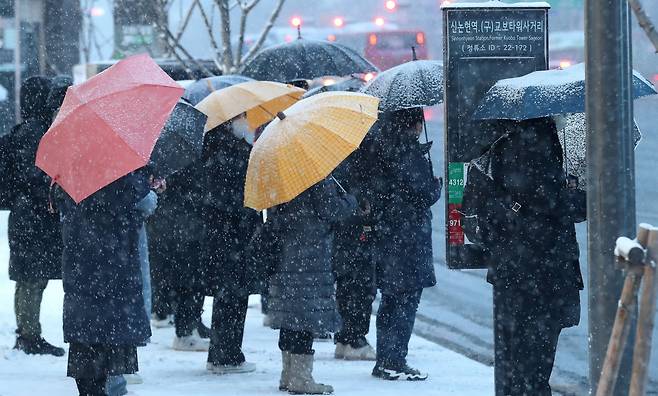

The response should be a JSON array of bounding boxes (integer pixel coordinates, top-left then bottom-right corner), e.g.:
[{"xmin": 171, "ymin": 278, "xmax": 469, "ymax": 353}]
[
  {"xmin": 240, "ymin": 38, "xmax": 378, "ymax": 82},
  {"xmin": 473, "ymin": 63, "xmax": 657, "ymax": 120},
  {"xmin": 183, "ymin": 75, "xmax": 253, "ymax": 105},
  {"xmin": 150, "ymin": 100, "xmax": 207, "ymax": 178},
  {"xmin": 303, "ymin": 76, "xmax": 366, "ymax": 98},
  {"xmin": 360, "ymin": 56, "xmax": 443, "ymax": 111}
]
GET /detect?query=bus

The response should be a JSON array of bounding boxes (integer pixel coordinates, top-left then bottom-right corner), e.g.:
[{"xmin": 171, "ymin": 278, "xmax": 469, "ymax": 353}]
[{"xmin": 332, "ymin": 29, "xmax": 428, "ymax": 70}]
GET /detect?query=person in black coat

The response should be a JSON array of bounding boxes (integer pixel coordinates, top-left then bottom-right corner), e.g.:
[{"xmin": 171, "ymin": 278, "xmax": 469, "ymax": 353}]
[
  {"xmin": 5, "ymin": 76, "xmax": 65, "ymax": 356},
  {"xmin": 331, "ymin": 155, "xmax": 377, "ymax": 361},
  {"xmin": 483, "ymin": 118, "xmax": 584, "ymax": 396},
  {"xmin": 202, "ymin": 116, "xmax": 261, "ymax": 374},
  {"xmin": 368, "ymin": 107, "xmax": 442, "ymax": 381},
  {"xmin": 58, "ymin": 171, "xmax": 152, "ymax": 396},
  {"xmin": 268, "ymin": 176, "xmax": 357, "ymax": 395},
  {"xmin": 148, "ymin": 159, "xmax": 211, "ymax": 350}
]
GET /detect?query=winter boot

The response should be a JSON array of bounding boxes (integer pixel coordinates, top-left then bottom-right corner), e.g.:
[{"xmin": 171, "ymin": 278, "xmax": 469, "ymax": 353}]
[
  {"xmin": 279, "ymin": 351, "xmax": 292, "ymax": 391},
  {"xmin": 172, "ymin": 329, "xmax": 210, "ymax": 351},
  {"xmin": 371, "ymin": 364, "xmax": 428, "ymax": 381},
  {"xmin": 14, "ymin": 335, "xmax": 65, "ymax": 357},
  {"xmin": 336, "ymin": 338, "xmax": 376, "ymax": 361},
  {"xmin": 206, "ymin": 361, "xmax": 257, "ymax": 374},
  {"xmin": 287, "ymin": 353, "xmax": 333, "ymax": 395}
]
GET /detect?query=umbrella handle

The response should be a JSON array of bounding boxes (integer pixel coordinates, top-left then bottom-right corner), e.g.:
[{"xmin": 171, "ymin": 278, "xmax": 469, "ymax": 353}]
[
  {"xmin": 331, "ymin": 175, "xmax": 348, "ymax": 194},
  {"xmin": 422, "ymin": 117, "xmax": 434, "ymax": 178}
]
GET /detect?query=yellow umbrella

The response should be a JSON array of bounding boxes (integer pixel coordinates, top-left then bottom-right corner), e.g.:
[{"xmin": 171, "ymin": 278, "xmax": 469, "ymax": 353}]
[
  {"xmin": 194, "ymin": 80, "xmax": 306, "ymax": 132},
  {"xmin": 244, "ymin": 91, "xmax": 380, "ymax": 211}
]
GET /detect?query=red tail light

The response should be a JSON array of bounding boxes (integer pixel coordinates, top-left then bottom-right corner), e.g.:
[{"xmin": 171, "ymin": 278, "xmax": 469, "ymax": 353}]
[
  {"xmin": 369, "ymin": 34, "xmax": 378, "ymax": 46},
  {"xmin": 327, "ymin": 34, "xmax": 336, "ymax": 42},
  {"xmin": 416, "ymin": 32, "xmax": 426, "ymax": 45}
]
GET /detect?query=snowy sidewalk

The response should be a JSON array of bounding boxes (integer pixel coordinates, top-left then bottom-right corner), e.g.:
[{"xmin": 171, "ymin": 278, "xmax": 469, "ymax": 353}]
[{"xmin": 0, "ymin": 213, "xmax": 493, "ymax": 396}]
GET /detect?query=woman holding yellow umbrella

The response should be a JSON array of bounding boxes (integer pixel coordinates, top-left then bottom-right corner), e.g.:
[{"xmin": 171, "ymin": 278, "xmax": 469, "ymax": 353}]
[
  {"xmin": 195, "ymin": 81, "xmax": 305, "ymax": 375},
  {"xmin": 244, "ymin": 91, "xmax": 379, "ymax": 394}
]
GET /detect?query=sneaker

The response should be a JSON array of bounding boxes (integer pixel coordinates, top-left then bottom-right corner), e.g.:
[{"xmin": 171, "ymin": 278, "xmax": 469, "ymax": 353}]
[
  {"xmin": 339, "ymin": 341, "xmax": 376, "ymax": 361},
  {"xmin": 372, "ymin": 365, "xmax": 428, "ymax": 381},
  {"xmin": 14, "ymin": 336, "xmax": 65, "ymax": 357},
  {"xmin": 151, "ymin": 314, "xmax": 174, "ymax": 329},
  {"xmin": 172, "ymin": 330, "xmax": 209, "ymax": 351},
  {"xmin": 206, "ymin": 361, "xmax": 257, "ymax": 374},
  {"xmin": 197, "ymin": 320, "xmax": 211, "ymax": 339},
  {"xmin": 124, "ymin": 373, "xmax": 143, "ymax": 384}
]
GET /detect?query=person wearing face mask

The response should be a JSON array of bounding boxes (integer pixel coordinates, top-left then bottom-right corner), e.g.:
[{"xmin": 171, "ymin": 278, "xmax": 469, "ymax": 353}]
[
  {"xmin": 366, "ymin": 107, "xmax": 442, "ymax": 381},
  {"xmin": 202, "ymin": 114, "xmax": 261, "ymax": 374}
]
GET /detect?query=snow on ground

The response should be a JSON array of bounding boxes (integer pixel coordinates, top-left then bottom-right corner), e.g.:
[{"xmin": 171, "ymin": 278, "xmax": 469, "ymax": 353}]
[{"xmin": 0, "ymin": 211, "xmax": 493, "ymax": 396}]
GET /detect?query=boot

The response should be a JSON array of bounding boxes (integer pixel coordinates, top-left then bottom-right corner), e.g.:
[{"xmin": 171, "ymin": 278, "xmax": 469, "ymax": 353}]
[
  {"xmin": 14, "ymin": 335, "xmax": 65, "ymax": 357},
  {"xmin": 279, "ymin": 351, "xmax": 292, "ymax": 391},
  {"xmin": 287, "ymin": 353, "xmax": 333, "ymax": 395}
]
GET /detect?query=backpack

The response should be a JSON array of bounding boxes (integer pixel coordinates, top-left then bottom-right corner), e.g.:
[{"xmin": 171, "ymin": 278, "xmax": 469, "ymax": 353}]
[
  {"xmin": 0, "ymin": 126, "xmax": 17, "ymax": 210},
  {"xmin": 461, "ymin": 151, "xmax": 525, "ymax": 251}
]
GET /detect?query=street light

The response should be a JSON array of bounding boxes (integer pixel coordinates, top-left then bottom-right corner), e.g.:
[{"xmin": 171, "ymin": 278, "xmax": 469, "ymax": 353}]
[
  {"xmin": 290, "ymin": 16, "xmax": 302, "ymax": 27},
  {"xmin": 374, "ymin": 17, "xmax": 385, "ymax": 27},
  {"xmin": 333, "ymin": 17, "xmax": 344, "ymax": 28},
  {"xmin": 385, "ymin": 0, "xmax": 397, "ymax": 11}
]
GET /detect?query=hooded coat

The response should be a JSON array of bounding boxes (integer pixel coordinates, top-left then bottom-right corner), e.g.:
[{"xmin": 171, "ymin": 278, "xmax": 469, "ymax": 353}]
[
  {"xmin": 202, "ymin": 127, "xmax": 261, "ymax": 297},
  {"xmin": 485, "ymin": 118, "xmax": 584, "ymax": 328},
  {"xmin": 267, "ymin": 177, "xmax": 357, "ymax": 334},
  {"xmin": 58, "ymin": 172, "xmax": 152, "ymax": 345},
  {"xmin": 6, "ymin": 76, "xmax": 63, "ymax": 281},
  {"xmin": 366, "ymin": 111, "xmax": 441, "ymax": 295}
]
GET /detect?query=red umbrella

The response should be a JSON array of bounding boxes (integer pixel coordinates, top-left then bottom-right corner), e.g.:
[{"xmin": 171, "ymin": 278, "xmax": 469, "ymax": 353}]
[{"xmin": 36, "ymin": 54, "xmax": 184, "ymax": 203}]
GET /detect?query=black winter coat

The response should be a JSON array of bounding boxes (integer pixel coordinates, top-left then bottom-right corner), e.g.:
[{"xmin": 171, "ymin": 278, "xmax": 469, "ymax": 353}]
[
  {"xmin": 203, "ymin": 129, "xmax": 261, "ymax": 297},
  {"xmin": 268, "ymin": 178, "xmax": 357, "ymax": 334},
  {"xmin": 59, "ymin": 173, "xmax": 152, "ymax": 345},
  {"xmin": 369, "ymin": 129, "xmax": 441, "ymax": 294},
  {"xmin": 485, "ymin": 119, "xmax": 584, "ymax": 329},
  {"xmin": 6, "ymin": 76, "xmax": 62, "ymax": 281},
  {"xmin": 147, "ymin": 161, "xmax": 208, "ymax": 292}
]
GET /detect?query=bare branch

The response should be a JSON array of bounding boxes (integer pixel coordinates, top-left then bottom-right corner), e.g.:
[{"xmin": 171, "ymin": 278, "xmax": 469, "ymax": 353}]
[
  {"xmin": 193, "ymin": 0, "xmax": 224, "ymax": 71},
  {"xmin": 216, "ymin": 0, "xmax": 235, "ymax": 73},
  {"xmin": 629, "ymin": 0, "xmax": 658, "ymax": 53},
  {"xmin": 173, "ymin": 1, "xmax": 197, "ymax": 44},
  {"xmin": 241, "ymin": 0, "xmax": 286, "ymax": 66},
  {"xmin": 236, "ymin": 9, "xmax": 249, "ymax": 68},
  {"xmin": 244, "ymin": 0, "xmax": 262, "ymax": 12},
  {"xmin": 151, "ymin": 4, "xmax": 214, "ymax": 78}
]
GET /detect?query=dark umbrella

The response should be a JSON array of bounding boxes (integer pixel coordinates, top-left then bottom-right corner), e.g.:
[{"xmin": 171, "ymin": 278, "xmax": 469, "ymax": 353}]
[
  {"xmin": 240, "ymin": 38, "xmax": 377, "ymax": 82},
  {"xmin": 150, "ymin": 100, "xmax": 207, "ymax": 178},
  {"xmin": 473, "ymin": 63, "xmax": 657, "ymax": 120},
  {"xmin": 361, "ymin": 52, "xmax": 443, "ymax": 176},
  {"xmin": 360, "ymin": 58, "xmax": 443, "ymax": 112},
  {"xmin": 183, "ymin": 75, "xmax": 253, "ymax": 105},
  {"xmin": 303, "ymin": 76, "xmax": 366, "ymax": 98}
]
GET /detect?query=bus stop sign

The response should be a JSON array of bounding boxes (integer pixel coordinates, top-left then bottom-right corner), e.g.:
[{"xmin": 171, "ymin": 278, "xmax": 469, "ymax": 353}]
[{"xmin": 442, "ymin": 2, "xmax": 549, "ymax": 269}]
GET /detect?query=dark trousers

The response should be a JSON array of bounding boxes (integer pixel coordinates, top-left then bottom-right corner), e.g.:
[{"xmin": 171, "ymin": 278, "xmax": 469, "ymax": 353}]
[
  {"xmin": 76, "ymin": 378, "xmax": 107, "ymax": 396},
  {"xmin": 208, "ymin": 292, "xmax": 248, "ymax": 365},
  {"xmin": 493, "ymin": 285, "xmax": 562, "ymax": 396},
  {"xmin": 279, "ymin": 329, "xmax": 314, "ymax": 355},
  {"xmin": 334, "ymin": 270, "xmax": 376, "ymax": 346},
  {"xmin": 375, "ymin": 289, "xmax": 422, "ymax": 369},
  {"xmin": 174, "ymin": 288, "xmax": 204, "ymax": 338},
  {"xmin": 14, "ymin": 279, "xmax": 48, "ymax": 338}
]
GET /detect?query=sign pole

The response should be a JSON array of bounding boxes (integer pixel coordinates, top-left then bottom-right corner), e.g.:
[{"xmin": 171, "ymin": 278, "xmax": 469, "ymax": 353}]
[{"xmin": 585, "ymin": 0, "xmax": 636, "ymax": 394}]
